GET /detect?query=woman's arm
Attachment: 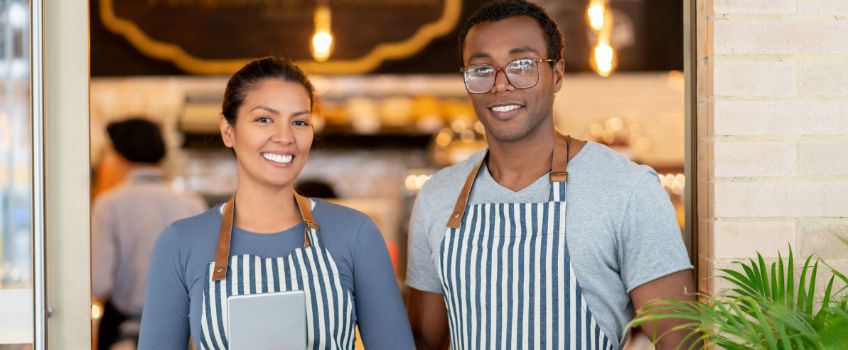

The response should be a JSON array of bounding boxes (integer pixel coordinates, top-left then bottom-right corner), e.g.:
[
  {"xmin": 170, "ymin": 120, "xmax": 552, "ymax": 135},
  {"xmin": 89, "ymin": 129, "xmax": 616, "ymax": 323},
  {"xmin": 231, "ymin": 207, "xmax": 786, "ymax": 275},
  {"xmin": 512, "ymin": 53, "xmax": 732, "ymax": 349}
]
[
  {"xmin": 352, "ymin": 218, "xmax": 415, "ymax": 350},
  {"xmin": 137, "ymin": 226, "xmax": 191, "ymax": 349}
]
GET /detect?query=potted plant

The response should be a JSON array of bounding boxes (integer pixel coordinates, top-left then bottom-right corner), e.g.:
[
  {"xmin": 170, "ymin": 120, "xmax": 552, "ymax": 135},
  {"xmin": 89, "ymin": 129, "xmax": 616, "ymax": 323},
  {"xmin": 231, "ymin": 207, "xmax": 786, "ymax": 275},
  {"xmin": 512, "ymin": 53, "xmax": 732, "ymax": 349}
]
[{"xmin": 629, "ymin": 240, "xmax": 848, "ymax": 349}]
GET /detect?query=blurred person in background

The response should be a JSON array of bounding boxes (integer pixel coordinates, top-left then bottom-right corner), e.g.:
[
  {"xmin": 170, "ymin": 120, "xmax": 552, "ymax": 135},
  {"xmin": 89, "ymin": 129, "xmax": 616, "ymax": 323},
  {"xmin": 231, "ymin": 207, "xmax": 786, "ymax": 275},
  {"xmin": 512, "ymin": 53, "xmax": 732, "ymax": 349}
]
[{"xmin": 92, "ymin": 118, "xmax": 206, "ymax": 350}]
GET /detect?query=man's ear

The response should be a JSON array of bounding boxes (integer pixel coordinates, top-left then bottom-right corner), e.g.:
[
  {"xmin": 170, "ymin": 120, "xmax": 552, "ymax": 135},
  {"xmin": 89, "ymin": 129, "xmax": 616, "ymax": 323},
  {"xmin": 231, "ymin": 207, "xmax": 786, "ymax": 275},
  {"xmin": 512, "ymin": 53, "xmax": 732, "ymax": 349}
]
[
  {"xmin": 219, "ymin": 115, "xmax": 235, "ymax": 148},
  {"xmin": 552, "ymin": 59, "xmax": 565, "ymax": 93}
]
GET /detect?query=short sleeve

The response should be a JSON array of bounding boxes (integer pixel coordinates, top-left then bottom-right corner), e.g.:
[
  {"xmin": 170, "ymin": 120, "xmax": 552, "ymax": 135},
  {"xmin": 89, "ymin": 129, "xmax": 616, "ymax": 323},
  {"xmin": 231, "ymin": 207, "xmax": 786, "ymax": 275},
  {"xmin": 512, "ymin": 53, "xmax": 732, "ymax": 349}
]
[
  {"xmin": 404, "ymin": 190, "xmax": 444, "ymax": 293},
  {"xmin": 619, "ymin": 171, "xmax": 693, "ymax": 293}
]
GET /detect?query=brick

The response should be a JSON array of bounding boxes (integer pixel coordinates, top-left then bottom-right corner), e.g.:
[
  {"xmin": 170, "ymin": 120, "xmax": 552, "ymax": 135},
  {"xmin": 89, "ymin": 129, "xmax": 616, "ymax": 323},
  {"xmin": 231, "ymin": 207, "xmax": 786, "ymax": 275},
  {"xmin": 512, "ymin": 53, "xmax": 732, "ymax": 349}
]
[
  {"xmin": 714, "ymin": 141, "xmax": 796, "ymax": 177},
  {"xmin": 800, "ymin": 140, "xmax": 848, "ymax": 176},
  {"xmin": 799, "ymin": 221, "xmax": 848, "ymax": 259},
  {"xmin": 714, "ymin": 100, "xmax": 848, "ymax": 136},
  {"xmin": 714, "ymin": 221, "xmax": 796, "ymax": 258},
  {"xmin": 798, "ymin": 0, "xmax": 848, "ymax": 15},
  {"xmin": 799, "ymin": 61, "xmax": 848, "ymax": 95},
  {"xmin": 714, "ymin": 20, "xmax": 848, "ymax": 55},
  {"xmin": 714, "ymin": 0, "xmax": 796, "ymax": 15},
  {"xmin": 715, "ymin": 181, "xmax": 848, "ymax": 218},
  {"xmin": 714, "ymin": 60, "xmax": 797, "ymax": 97}
]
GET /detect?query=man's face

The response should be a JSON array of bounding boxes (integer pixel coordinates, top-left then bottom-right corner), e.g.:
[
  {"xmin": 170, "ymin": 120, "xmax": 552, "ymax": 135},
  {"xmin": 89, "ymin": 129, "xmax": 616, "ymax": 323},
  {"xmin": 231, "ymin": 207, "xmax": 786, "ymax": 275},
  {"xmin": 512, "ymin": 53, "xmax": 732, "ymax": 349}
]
[{"xmin": 462, "ymin": 16, "xmax": 564, "ymax": 144}]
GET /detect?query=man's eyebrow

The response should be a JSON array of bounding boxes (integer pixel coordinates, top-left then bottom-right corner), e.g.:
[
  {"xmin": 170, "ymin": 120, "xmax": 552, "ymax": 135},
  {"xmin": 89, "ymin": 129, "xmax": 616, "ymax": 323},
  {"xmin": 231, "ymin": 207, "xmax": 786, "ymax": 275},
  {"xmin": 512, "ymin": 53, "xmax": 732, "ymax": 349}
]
[
  {"xmin": 509, "ymin": 47, "xmax": 542, "ymax": 56},
  {"xmin": 250, "ymin": 105, "xmax": 279, "ymax": 114},
  {"xmin": 467, "ymin": 52, "xmax": 492, "ymax": 62}
]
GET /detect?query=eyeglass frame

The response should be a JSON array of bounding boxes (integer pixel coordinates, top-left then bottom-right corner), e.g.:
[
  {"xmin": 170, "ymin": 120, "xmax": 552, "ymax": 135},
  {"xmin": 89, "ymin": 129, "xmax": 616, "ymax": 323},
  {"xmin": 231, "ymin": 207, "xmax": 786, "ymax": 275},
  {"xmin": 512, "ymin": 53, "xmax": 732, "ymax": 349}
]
[{"xmin": 460, "ymin": 58, "xmax": 556, "ymax": 94}]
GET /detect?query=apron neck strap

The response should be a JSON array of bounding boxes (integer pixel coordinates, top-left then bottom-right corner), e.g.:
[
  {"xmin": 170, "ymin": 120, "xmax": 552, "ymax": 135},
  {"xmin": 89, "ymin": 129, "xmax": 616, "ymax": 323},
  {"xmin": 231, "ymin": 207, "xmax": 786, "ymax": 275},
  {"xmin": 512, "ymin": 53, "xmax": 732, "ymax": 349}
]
[
  {"xmin": 446, "ymin": 132, "xmax": 571, "ymax": 229},
  {"xmin": 211, "ymin": 193, "xmax": 318, "ymax": 281}
]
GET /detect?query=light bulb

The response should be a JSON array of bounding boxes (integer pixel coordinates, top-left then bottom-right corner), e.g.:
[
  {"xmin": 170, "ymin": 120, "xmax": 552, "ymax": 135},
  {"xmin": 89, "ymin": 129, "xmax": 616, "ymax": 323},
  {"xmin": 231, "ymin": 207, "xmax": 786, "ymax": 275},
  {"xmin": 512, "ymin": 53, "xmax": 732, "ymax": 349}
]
[
  {"xmin": 591, "ymin": 41, "xmax": 615, "ymax": 77},
  {"xmin": 587, "ymin": 0, "xmax": 606, "ymax": 32},
  {"xmin": 311, "ymin": 5, "xmax": 334, "ymax": 62},
  {"xmin": 312, "ymin": 30, "xmax": 333, "ymax": 62}
]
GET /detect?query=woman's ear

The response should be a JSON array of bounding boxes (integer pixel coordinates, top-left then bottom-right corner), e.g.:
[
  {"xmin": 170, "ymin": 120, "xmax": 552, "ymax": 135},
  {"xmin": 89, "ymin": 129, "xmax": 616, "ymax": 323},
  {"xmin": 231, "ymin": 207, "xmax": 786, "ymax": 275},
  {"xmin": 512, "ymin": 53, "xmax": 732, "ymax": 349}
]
[{"xmin": 219, "ymin": 115, "xmax": 235, "ymax": 148}]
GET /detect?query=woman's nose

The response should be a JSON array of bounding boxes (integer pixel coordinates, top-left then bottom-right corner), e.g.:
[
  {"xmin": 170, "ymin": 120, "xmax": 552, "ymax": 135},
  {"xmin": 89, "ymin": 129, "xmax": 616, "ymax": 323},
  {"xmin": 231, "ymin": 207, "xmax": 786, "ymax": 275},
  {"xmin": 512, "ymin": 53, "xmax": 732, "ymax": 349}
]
[{"xmin": 271, "ymin": 124, "xmax": 294, "ymax": 144}]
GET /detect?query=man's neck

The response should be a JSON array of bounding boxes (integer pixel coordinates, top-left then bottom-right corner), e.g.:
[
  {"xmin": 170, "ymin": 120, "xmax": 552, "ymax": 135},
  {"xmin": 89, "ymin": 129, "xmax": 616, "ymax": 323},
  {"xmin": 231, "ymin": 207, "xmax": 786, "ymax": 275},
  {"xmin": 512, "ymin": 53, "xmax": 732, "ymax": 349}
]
[
  {"xmin": 233, "ymin": 181, "xmax": 302, "ymax": 234},
  {"xmin": 486, "ymin": 127, "xmax": 557, "ymax": 192}
]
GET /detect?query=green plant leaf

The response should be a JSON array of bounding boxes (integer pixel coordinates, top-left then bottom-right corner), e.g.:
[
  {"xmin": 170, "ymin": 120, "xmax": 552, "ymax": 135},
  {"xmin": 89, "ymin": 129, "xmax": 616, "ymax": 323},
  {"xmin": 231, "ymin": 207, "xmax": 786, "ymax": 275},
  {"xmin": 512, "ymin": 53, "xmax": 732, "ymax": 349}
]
[
  {"xmin": 771, "ymin": 261, "xmax": 779, "ymax": 303},
  {"xmin": 789, "ymin": 246, "xmax": 796, "ymax": 309},
  {"xmin": 758, "ymin": 253, "xmax": 771, "ymax": 300},
  {"xmin": 807, "ymin": 260, "xmax": 819, "ymax": 316},
  {"xmin": 778, "ymin": 251, "xmax": 786, "ymax": 306}
]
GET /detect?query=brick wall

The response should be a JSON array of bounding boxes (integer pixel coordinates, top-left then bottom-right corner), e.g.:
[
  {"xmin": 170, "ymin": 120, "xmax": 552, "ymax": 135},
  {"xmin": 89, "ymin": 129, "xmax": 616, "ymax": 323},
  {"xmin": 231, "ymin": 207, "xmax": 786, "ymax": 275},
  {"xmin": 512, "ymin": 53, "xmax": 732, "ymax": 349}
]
[{"xmin": 699, "ymin": 0, "xmax": 848, "ymax": 294}]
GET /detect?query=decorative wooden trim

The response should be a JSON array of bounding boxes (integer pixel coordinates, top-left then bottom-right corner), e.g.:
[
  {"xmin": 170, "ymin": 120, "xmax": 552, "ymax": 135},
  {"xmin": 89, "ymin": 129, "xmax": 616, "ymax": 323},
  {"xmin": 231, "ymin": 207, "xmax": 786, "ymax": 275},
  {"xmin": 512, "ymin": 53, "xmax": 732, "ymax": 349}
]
[{"xmin": 99, "ymin": 0, "xmax": 462, "ymax": 74}]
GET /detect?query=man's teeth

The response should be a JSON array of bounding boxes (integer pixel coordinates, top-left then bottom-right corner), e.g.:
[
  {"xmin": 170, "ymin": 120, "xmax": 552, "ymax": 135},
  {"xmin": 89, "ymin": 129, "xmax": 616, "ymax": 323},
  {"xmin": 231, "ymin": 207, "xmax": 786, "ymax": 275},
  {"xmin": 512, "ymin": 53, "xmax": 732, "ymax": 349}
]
[
  {"xmin": 491, "ymin": 104, "xmax": 521, "ymax": 113},
  {"xmin": 262, "ymin": 153, "xmax": 293, "ymax": 164}
]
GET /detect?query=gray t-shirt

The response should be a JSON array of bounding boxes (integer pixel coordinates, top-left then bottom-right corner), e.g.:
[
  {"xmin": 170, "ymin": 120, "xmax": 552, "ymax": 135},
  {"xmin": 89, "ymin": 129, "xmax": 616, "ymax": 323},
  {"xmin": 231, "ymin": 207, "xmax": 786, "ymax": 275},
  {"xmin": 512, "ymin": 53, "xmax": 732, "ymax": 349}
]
[{"xmin": 406, "ymin": 142, "xmax": 692, "ymax": 347}]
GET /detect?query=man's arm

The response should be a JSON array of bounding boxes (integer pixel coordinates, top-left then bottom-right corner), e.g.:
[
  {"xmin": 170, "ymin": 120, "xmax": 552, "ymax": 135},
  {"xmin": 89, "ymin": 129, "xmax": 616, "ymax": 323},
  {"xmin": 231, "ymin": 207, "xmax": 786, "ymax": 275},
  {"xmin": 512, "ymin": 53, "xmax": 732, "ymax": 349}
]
[
  {"xmin": 630, "ymin": 269, "xmax": 699, "ymax": 349},
  {"xmin": 407, "ymin": 288, "xmax": 450, "ymax": 350}
]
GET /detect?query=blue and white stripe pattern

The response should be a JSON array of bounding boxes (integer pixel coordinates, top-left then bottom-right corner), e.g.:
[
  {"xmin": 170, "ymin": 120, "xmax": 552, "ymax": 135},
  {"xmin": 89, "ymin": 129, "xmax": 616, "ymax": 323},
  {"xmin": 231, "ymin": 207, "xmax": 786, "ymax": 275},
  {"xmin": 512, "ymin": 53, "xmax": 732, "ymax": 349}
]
[
  {"xmin": 199, "ymin": 225, "xmax": 356, "ymax": 350},
  {"xmin": 438, "ymin": 179, "xmax": 614, "ymax": 350}
]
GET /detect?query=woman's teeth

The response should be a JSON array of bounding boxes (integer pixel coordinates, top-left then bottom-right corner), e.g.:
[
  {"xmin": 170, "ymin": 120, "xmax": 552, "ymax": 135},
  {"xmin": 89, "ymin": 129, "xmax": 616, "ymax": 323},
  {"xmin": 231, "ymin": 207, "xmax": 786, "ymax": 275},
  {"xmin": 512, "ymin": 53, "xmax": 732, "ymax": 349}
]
[
  {"xmin": 262, "ymin": 153, "xmax": 293, "ymax": 164},
  {"xmin": 491, "ymin": 104, "xmax": 521, "ymax": 113}
]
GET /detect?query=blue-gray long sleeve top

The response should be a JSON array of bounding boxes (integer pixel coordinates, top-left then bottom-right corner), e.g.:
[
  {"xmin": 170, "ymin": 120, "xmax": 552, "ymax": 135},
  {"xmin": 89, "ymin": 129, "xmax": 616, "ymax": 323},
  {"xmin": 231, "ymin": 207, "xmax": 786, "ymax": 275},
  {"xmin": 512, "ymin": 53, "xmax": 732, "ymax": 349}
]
[{"xmin": 138, "ymin": 199, "xmax": 414, "ymax": 349}]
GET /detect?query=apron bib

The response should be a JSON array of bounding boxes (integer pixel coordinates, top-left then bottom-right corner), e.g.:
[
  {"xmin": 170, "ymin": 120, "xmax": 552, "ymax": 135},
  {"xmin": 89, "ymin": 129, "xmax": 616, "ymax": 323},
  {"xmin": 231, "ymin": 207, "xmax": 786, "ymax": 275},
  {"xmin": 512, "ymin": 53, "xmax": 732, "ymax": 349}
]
[
  {"xmin": 438, "ymin": 133, "xmax": 614, "ymax": 350},
  {"xmin": 198, "ymin": 194, "xmax": 356, "ymax": 350}
]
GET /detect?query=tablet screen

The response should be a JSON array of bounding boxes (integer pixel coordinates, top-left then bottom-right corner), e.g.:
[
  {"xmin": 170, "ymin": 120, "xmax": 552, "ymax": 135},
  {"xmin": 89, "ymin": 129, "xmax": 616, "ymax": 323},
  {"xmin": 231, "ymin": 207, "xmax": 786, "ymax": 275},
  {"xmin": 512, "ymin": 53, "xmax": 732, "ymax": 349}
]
[{"xmin": 227, "ymin": 291, "xmax": 307, "ymax": 350}]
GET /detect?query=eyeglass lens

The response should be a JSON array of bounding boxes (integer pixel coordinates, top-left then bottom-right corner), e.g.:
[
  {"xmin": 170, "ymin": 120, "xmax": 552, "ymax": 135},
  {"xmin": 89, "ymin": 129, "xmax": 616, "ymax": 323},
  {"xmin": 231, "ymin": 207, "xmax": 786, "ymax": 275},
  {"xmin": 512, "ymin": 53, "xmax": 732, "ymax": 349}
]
[{"xmin": 464, "ymin": 59, "xmax": 540, "ymax": 93}]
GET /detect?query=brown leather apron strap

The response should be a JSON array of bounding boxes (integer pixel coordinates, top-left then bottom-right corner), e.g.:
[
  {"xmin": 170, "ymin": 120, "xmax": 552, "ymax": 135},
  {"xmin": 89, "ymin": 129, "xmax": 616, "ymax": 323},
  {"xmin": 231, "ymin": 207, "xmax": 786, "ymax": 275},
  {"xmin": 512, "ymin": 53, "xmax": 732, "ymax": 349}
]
[
  {"xmin": 550, "ymin": 133, "xmax": 570, "ymax": 183},
  {"xmin": 446, "ymin": 132, "xmax": 572, "ymax": 229},
  {"xmin": 446, "ymin": 158, "xmax": 486, "ymax": 229},
  {"xmin": 294, "ymin": 192, "xmax": 317, "ymax": 249},
  {"xmin": 212, "ymin": 197, "xmax": 235, "ymax": 281},
  {"xmin": 211, "ymin": 193, "xmax": 317, "ymax": 281}
]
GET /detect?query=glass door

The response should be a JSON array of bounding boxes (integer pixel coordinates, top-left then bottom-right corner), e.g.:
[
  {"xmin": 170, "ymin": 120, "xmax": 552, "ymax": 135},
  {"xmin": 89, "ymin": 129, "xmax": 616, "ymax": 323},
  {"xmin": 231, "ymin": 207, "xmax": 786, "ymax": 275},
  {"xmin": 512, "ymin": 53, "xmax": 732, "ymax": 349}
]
[{"xmin": 0, "ymin": 0, "xmax": 35, "ymax": 348}]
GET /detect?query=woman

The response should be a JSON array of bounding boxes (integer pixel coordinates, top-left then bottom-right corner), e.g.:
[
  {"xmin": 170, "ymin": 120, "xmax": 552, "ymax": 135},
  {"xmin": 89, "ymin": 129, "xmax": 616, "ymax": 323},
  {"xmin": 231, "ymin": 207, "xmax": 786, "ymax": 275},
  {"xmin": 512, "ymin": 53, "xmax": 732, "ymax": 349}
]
[{"xmin": 138, "ymin": 57, "xmax": 414, "ymax": 349}]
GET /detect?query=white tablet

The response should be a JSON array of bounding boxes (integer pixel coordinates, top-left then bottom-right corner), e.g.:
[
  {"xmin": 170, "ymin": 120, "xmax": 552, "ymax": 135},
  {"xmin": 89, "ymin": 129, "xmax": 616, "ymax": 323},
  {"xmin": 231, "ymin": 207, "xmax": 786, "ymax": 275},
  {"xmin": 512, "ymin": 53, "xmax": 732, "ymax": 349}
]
[{"xmin": 227, "ymin": 291, "xmax": 307, "ymax": 350}]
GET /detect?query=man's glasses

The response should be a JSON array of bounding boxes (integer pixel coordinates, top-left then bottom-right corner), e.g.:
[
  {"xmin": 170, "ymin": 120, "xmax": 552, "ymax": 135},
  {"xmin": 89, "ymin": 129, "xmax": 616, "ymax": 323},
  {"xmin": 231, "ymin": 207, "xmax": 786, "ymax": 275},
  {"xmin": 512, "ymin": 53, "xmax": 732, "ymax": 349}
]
[{"xmin": 461, "ymin": 58, "xmax": 555, "ymax": 94}]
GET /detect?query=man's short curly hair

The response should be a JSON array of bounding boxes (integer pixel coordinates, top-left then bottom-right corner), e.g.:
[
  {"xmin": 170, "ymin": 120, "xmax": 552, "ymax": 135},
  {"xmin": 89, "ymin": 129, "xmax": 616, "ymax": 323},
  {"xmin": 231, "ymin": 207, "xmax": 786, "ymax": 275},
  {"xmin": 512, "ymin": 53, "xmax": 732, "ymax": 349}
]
[{"xmin": 458, "ymin": 0, "xmax": 564, "ymax": 65}]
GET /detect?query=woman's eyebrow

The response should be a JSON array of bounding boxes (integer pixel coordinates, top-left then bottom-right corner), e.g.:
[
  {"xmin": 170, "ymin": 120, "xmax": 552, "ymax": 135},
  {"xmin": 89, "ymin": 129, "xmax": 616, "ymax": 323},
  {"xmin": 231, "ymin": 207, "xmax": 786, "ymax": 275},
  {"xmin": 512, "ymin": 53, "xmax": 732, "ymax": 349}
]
[{"xmin": 250, "ymin": 105, "xmax": 280, "ymax": 114}]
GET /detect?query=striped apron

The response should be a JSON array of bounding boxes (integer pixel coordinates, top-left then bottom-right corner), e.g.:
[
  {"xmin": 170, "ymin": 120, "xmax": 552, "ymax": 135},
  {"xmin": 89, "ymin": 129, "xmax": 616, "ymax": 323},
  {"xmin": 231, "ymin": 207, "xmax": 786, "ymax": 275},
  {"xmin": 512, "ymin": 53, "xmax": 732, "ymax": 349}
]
[
  {"xmin": 199, "ymin": 194, "xmax": 356, "ymax": 350},
  {"xmin": 438, "ymin": 133, "xmax": 614, "ymax": 350}
]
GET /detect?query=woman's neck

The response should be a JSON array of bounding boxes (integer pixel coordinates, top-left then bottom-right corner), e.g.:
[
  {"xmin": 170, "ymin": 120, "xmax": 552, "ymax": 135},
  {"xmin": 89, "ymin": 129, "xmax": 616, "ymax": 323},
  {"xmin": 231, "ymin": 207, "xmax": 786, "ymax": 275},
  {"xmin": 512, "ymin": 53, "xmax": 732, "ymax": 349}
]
[{"xmin": 232, "ymin": 181, "xmax": 303, "ymax": 234}]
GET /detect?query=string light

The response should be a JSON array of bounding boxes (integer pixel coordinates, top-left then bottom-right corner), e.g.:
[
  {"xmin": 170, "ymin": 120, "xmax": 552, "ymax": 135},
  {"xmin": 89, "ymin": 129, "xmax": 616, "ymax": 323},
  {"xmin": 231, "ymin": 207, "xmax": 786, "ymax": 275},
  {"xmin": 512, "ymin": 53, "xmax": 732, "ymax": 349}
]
[
  {"xmin": 311, "ymin": 3, "xmax": 334, "ymax": 62},
  {"xmin": 587, "ymin": 1, "xmax": 617, "ymax": 78},
  {"xmin": 586, "ymin": 0, "xmax": 606, "ymax": 31}
]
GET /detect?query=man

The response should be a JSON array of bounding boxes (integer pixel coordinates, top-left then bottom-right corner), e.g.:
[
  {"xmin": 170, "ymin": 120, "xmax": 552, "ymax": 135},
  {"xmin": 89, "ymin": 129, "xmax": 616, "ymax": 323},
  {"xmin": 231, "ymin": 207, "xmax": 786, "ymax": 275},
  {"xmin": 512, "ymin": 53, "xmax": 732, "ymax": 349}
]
[
  {"xmin": 405, "ymin": 1, "xmax": 695, "ymax": 349},
  {"xmin": 92, "ymin": 118, "xmax": 206, "ymax": 349}
]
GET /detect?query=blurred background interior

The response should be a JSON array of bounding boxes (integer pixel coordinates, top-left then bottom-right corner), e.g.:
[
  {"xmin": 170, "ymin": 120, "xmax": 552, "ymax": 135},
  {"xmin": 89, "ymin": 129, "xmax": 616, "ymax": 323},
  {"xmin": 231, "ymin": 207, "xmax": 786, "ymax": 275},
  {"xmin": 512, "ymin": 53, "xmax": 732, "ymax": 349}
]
[{"xmin": 1, "ymin": 0, "xmax": 687, "ymax": 349}]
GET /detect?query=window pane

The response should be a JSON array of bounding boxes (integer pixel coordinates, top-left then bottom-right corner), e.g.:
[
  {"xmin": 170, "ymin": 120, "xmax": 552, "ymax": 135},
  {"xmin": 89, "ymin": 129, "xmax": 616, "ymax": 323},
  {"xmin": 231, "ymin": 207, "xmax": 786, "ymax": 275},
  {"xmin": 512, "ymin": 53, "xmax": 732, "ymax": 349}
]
[{"xmin": 0, "ymin": 0, "xmax": 34, "ymax": 346}]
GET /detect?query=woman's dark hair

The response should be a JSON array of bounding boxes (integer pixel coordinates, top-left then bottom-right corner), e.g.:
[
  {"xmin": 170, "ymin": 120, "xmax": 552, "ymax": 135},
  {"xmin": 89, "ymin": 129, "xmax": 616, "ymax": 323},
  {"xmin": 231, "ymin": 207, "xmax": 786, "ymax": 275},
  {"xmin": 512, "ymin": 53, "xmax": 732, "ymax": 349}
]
[
  {"xmin": 106, "ymin": 118, "xmax": 166, "ymax": 165},
  {"xmin": 221, "ymin": 56, "xmax": 315, "ymax": 125},
  {"xmin": 457, "ymin": 0, "xmax": 564, "ymax": 65}
]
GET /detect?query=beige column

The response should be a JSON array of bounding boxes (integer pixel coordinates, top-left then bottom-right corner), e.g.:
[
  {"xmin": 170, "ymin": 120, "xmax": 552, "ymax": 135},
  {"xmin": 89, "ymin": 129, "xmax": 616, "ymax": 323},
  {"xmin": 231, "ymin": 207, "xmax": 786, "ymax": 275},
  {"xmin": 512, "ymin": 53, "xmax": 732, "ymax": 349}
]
[
  {"xmin": 44, "ymin": 0, "xmax": 91, "ymax": 347},
  {"xmin": 697, "ymin": 0, "xmax": 848, "ymax": 293}
]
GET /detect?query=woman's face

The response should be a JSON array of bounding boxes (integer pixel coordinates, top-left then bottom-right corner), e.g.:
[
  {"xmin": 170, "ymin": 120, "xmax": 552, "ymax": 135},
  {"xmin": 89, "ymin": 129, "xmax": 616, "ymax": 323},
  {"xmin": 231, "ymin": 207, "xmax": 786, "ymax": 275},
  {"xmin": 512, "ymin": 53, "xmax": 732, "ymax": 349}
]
[{"xmin": 219, "ymin": 79, "xmax": 314, "ymax": 190}]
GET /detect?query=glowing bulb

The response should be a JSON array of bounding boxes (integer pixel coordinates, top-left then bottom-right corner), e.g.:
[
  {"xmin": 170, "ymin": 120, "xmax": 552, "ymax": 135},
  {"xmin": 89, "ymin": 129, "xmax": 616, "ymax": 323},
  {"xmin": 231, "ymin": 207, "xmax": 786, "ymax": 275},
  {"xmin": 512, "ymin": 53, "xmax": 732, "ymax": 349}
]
[
  {"xmin": 311, "ymin": 30, "xmax": 333, "ymax": 62},
  {"xmin": 591, "ymin": 41, "xmax": 616, "ymax": 78},
  {"xmin": 586, "ymin": 0, "xmax": 606, "ymax": 32},
  {"xmin": 92, "ymin": 304, "xmax": 103, "ymax": 319},
  {"xmin": 311, "ymin": 6, "xmax": 334, "ymax": 62}
]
